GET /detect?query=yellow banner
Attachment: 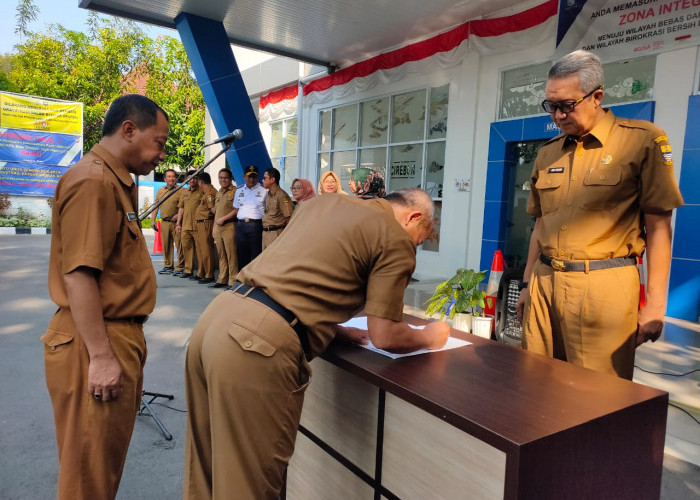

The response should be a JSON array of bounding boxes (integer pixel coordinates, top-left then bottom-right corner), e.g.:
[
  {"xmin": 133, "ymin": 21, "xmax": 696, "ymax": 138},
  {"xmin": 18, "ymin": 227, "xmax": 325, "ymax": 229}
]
[{"xmin": 0, "ymin": 93, "xmax": 82, "ymax": 135}]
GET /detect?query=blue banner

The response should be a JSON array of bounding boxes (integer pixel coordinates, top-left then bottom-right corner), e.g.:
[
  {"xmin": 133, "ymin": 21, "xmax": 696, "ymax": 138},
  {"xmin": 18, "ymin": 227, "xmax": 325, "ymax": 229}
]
[
  {"xmin": 0, "ymin": 161, "xmax": 69, "ymax": 196},
  {"xmin": 0, "ymin": 128, "xmax": 82, "ymax": 166}
]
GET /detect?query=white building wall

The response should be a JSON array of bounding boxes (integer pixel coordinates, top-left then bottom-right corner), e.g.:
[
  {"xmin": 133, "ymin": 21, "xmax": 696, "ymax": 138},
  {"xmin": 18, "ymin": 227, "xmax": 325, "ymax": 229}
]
[{"xmin": 228, "ymin": 41, "xmax": 698, "ymax": 280}]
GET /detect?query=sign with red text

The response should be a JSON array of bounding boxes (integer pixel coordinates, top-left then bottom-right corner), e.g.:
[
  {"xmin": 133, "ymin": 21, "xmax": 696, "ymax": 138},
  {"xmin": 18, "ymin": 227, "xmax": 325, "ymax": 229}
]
[
  {"xmin": 555, "ymin": 0, "xmax": 699, "ymax": 62},
  {"xmin": 0, "ymin": 92, "xmax": 83, "ymax": 196}
]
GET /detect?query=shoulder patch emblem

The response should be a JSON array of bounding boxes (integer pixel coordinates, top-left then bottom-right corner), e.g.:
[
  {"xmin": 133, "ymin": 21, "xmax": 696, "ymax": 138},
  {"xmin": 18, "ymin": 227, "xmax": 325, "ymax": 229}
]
[
  {"xmin": 654, "ymin": 135, "xmax": 669, "ymax": 144},
  {"xmin": 601, "ymin": 155, "xmax": 613, "ymax": 164},
  {"xmin": 660, "ymin": 144, "xmax": 671, "ymax": 153},
  {"xmin": 662, "ymin": 152, "xmax": 673, "ymax": 165}
]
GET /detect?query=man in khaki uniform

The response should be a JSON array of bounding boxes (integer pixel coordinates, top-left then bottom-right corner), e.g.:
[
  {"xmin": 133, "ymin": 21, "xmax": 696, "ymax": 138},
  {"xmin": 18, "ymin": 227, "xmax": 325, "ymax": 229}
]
[
  {"xmin": 210, "ymin": 168, "xmax": 238, "ymax": 288},
  {"xmin": 193, "ymin": 172, "xmax": 217, "ymax": 284},
  {"xmin": 261, "ymin": 167, "xmax": 292, "ymax": 250},
  {"xmin": 516, "ymin": 50, "xmax": 683, "ymax": 379},
  {"xmin": 151, "ymin": 168, "xmax": 184, "ymax": 274},
  {"xmin": 176, "ymin": 172, "xmax": 201, "ymax": 279},
  {"xmin": 42, "ymin": 94, "xmax": 169, "ymax": 500},
  {"xmin": 184, "ymin": 189, "xmax": 449, "ymax": 500}
]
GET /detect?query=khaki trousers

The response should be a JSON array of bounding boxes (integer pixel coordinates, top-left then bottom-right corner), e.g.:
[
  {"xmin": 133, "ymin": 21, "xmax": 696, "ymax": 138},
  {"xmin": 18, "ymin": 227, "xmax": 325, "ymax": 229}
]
[
  {"xmin": 213, "ymin": 223, "xmax": 238, "ymax": 285},
  {"xmin": 522, "ymin": 259, "xmax": 639, "ymax": 379},
  {"xmin": 262, "ymin": 228, "xmax": 283, "ymax": 250},
  {"xmin": 160, "ymin": 220, "xmax": 177, "ymax": 268},
  {"xmin": 181, "ymin": 229, "xmax": 197, "ymax": 274},
  {"xmin": 184, "ymin": 291, "xmax": 310, "ymax": 500},
  {"xmin": 195, "ymin": 220, "xmax": 215, "ymax": 279},
  {"xmin": 42, "ymin": 308, "xmax": 147, "ymax": 500}
]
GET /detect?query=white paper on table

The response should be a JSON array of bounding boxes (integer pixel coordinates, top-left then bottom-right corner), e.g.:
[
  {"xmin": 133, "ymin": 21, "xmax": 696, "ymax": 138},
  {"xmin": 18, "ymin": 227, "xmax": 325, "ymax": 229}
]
[{"xmin": 339, "ymin": 317, "xmax": 471, "ymax": 359}]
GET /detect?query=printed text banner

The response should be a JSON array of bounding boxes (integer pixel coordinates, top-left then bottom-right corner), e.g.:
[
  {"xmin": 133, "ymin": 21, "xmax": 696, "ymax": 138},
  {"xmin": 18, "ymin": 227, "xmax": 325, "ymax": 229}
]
[
  {"xmin": 555, "ymin": 0, "xmax": 700, "ymax": 62},
  {"xmin": 0, "ymin": 93, "xmax": 82, "ymax": 135},
  {"xmin": 0, "ymin": 162, "xmax": 69, "ymax": 197},
  {"xmin": 0, "ymin": 128, "xmax": 82, "ymax": 166}
]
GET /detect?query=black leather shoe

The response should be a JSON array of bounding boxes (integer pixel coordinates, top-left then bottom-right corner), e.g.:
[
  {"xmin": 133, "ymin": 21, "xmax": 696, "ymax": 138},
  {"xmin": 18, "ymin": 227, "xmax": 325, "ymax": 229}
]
[
  {"xmin": 208, "ymin": 282, "xmax": 226, "ymax": 288},
  {"xmin": 172, "ymin": 270, "xmax": 183, "ymax": 276},
  {"xmin": 158, "ymin": 267, "xmax": 174, "ymax": 274},
  {"xmin": 189, "ymin": 275, "xmax": 201, "ymax": 281},
  {"xmin": 199, "ymin": 277, "xmax": 215, "ymax": 284},
  {"xmin": 179, "ymin": 273, "xmax": 192, "ymax": 278}
]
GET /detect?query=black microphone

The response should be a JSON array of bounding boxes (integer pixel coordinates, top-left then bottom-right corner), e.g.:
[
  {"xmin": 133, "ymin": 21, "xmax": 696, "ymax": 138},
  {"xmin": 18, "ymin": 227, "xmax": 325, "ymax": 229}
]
[{"xmin": 206, "ymin": 129, "xmax": 243, "ymax": 146}]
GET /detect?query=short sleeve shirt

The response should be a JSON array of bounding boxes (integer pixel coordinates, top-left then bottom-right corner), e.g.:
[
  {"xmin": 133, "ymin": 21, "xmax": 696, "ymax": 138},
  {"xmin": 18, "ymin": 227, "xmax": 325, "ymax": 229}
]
[
  {"xmin": 179, "ymin": 186, "xmax": 203, "ymax": 231},
  {"xmin": 195, "ymin": 184, "xmax": 217, "ymax": 220},
  {"xmin": 527, "ymin": 109, "xmax": 683, "ymax": 260},
  {"xmin": 214, "ymin": 185, "xmax": 236, "ymax": 219},
  {"xmin": 262, "ymin": 188, "xmax": 292, "ymax": 227},
  {"xmin": 234, "ymin": 183, "xmax": 267, "ymax": 220},
  {"xmin": 154, "ymin": 184, "xmax": 181, "ymax": 220},
  {"xmin": 47, "ymin": 144, "xmax": 157, "ymax": 319},
  {"xmin": 237, "ymin": 195, "xmax": 417, "ymax": 358}
]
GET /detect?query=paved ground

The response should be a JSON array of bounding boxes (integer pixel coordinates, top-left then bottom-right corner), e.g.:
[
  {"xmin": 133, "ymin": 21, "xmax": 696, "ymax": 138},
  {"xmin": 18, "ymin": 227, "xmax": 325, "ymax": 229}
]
[{"xmin": 0, "ymin": 234, "xmax": 698, "ymax": 499}]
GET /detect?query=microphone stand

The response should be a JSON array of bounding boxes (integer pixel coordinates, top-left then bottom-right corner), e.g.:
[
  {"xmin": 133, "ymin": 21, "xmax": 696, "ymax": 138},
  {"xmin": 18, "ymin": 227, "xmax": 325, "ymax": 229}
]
[
  {"xmin": 138, "ymin": 140, "xmax": 233, "ymax": 222},
  {"xmin": 137, "ymin": 138, "xmax": 234, "ymax": 440}
]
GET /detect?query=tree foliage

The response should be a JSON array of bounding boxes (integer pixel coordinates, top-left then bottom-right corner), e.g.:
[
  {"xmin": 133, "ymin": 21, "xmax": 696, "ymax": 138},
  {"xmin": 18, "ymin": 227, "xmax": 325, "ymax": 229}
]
[
  {"xmin": 4, "ymin": 14, "xmax": 204, "ymax": 169},
  {"xmin": 15, "ymin": 0, "xmax": 40, "ymax": 41}
]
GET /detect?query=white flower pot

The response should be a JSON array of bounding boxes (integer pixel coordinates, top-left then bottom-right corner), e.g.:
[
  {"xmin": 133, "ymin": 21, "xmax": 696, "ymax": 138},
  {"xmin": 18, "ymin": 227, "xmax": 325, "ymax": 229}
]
[
  {"xmin": 471, "ymin": 315, "xmax": 493, "ymax": 339},
  {"xmin": 452, "ymin": 312, "xmax": 473, "ymax": 333}
]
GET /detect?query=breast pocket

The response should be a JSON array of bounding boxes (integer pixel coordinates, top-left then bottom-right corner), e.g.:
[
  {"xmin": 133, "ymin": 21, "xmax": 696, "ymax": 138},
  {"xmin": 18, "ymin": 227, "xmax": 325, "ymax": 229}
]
[
  {"xmin": 582, "ymin": 165, "xmax": 622, "ymax": 210},
  {"xmin": 534, "ymin": 171, "xmax": 565, "ymax": 214}
]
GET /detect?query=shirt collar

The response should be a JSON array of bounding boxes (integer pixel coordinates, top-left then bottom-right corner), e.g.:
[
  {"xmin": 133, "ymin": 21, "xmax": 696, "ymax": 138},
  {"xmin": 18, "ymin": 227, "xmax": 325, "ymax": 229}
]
[
  {"xmin": 90, "ymin": 144, "xmax": 134, "ymax": 188},
  {"xmin": 564, "ymin": 108, "xmax": 615, "ymax": 148}
]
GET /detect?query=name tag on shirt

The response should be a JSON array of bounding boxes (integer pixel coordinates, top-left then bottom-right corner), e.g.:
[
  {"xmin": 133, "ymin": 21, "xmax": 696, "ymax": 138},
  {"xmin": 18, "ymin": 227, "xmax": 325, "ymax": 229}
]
[
  {"xmin": 127, "ymin": 212, "xmax": 138, "ymax": 221},
  {"xmin": 547, "ymin": 167, "xmax": 565, "ymax": 174}
]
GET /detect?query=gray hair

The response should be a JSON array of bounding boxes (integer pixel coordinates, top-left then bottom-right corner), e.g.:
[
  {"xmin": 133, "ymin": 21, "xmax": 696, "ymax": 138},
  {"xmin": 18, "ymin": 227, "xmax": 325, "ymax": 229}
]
[
  {"xmin": 548, "ymin": 50, "xmax": 604, "ymax": 94},
  {"xmin": 385, "ymin": 188, "xmax": 435, "ymax": 225}
]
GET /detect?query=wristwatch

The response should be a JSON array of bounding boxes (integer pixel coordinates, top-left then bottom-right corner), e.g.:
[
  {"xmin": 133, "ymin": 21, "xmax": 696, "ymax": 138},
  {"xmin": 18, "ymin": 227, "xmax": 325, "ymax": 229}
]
[{"xmin": 517, "ymin": 280, "xmax": 529, "ymax": 291}]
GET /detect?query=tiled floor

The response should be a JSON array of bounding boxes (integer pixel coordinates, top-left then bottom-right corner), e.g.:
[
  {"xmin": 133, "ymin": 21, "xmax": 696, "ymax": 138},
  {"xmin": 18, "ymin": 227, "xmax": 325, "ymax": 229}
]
[{"xmin": 403, "ymin": 279, "xmax": 700, "ymax": 497}]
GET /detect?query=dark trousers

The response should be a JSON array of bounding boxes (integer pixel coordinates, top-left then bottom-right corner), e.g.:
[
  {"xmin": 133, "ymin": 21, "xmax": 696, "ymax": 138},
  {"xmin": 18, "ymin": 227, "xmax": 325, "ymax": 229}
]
[{"xmin": 236, "ymin": 219, "xmax": 262, "ymax": 269}]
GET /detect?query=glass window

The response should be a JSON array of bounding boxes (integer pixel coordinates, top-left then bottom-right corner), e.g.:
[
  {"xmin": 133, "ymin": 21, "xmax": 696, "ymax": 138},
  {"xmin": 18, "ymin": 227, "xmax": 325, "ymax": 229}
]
[
  {"xmin": 602, "ymin": 55, "xmax": 656, "ymax": 105},
  {"xmin": 360, "ymin": 98, "xmax": 388, "ymax": 146},
  {"xmin": 268, "ymin": 117, "xmax": 298, "ymax": 191},
  {"xmin": 389, "ymin": 144, "xmax": 423, "ymax": 191},
  {"xmin": 499, "ymin": 62, "xmax": 550, "ymax": 119},
  {"xmin": 317, "ymin": 85, "xmax": 447, "ymax": 252},
  {"xmin": 391, "ymin": 89, "xmax": 426, "ymax": 143},
  {"xmin": 333, "ymin": 104, "xmax": 358, "ymax": 149},
  {"xmin": 428, "ymin": 85, "xmax": 449, "ymax": 139},
  {"xmin": 270, "ymin": 122, "xmax": 283, "ymax": 157}
]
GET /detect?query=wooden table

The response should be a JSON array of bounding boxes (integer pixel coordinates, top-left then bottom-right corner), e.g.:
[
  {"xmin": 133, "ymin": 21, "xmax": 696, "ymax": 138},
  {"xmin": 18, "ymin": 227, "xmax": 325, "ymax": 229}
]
[{"xmin": 286, "ymin": 318, "xmax": 668, "ymax": 500}]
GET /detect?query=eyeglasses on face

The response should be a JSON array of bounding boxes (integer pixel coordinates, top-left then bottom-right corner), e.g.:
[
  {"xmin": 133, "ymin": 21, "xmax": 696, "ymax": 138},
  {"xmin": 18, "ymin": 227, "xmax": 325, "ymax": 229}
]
[{"xmin": 541, "ymin": 85, "xmax": 604, "ymax": 114}]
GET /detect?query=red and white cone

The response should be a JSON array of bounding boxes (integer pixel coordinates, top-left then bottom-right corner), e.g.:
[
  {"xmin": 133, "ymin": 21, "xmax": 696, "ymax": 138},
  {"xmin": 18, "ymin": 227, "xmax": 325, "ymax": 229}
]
[
  {"xmin": 637, "ymin": 256, "xmax": 646, "ymax": 309},
  {"xmin": 484, "ymin": 250, "xmax": 503, "ymax": 328}
]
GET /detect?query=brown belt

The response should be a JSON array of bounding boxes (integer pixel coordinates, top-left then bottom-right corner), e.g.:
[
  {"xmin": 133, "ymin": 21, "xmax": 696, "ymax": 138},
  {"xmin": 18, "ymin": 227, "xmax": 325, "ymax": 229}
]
[{"xmin": 540, "ymin": 254, "xmax": 636, "ymax": 272}]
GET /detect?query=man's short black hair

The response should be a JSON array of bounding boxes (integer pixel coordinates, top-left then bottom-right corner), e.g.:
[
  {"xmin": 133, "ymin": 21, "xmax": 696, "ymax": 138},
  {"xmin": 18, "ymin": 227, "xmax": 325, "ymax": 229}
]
[
  {"xmin": 218, "ymin": 168, "xmax": 233, "ymax": 179},
  {"xmin": 163, "ymin": 168, "xmax": 177, "ymax": 177},
  {"xmin": 102, "ymin": 94, "xmax": 168, "ymax": 137},
  {"xmin": 265, "ymin": 167, "xmax": 280, "ymax": 185},
  {"xmin": 197, "ymin": 172, "xmax": 212, "ymax": 184}
]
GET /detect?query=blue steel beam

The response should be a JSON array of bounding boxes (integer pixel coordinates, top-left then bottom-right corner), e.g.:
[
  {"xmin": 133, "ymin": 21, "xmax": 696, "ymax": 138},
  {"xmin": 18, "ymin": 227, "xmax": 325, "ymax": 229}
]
[{"xmin": 175, "ymin": 12, "xmax": 271, "ymax": 185}]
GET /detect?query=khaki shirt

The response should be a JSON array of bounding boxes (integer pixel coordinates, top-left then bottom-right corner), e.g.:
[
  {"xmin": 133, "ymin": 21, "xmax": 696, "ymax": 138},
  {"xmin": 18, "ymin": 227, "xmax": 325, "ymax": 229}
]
[
  {"xmin": 215, "ymin": 185, "xmax": 236, "ymax": 220},
  {"xmin": 154, "ymin": 184, "xmax": 182, "ymax": 220},
  {"xmin": 528, "ymin": 110, "xmax": 683, "ymax": 260},
  {"xmin": 262, "ymin": 187, "xmax": 292, "ymax": 228},
  {"xmin": 48, "ymin": 144, "xmax": 156, "ymax": 319},
  {"xmin": 179, "ymin": 186, "xmax": 203, "ymax": 231},
  {"xmin": 195, "ymin": 184, "xmax": 217, "ymax": 221},
  {"xmin": 238, "ymin": 195, "xmax": 416, "ymax": 358}
]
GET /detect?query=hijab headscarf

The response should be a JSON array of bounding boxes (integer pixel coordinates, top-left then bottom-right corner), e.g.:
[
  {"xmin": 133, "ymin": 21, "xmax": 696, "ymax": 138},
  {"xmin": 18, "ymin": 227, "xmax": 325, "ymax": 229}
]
[
  {"xmin": 291, "ymin": 178, "xmax": 316, "ymax": 203},
  {"xmin": 317, "ymin": 171, "xmax": 348, "ymax": 195}
]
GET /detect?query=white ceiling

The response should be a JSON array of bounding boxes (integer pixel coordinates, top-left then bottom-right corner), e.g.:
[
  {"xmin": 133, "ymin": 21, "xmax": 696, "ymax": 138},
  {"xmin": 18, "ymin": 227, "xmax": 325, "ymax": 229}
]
[{"xmin": 79, "ymin": 0, "xmax": 541, "ymax": 70}]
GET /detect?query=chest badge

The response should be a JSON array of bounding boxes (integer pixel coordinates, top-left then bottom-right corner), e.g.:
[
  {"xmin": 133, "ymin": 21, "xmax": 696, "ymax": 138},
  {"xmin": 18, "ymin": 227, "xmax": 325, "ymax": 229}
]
[
  {"xmin": 601, "ymin": 155, "xmax": 613, "ymax": 165},
  {"xmin": 547, "ymin": 166, "xmax": 565, "ymax": 174}
]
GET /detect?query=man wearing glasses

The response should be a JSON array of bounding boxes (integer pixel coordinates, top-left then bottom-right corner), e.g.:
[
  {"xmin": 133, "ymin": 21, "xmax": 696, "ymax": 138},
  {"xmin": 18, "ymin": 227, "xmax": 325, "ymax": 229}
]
[{"xmin": 516, "ymin": 50, "xmax": 683, "ymax": 380}]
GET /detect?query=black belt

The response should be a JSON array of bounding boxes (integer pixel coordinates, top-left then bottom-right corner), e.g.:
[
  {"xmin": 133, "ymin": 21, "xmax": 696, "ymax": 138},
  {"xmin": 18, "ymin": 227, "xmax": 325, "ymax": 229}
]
[
  {"xmin": 263, "ymin": 225, "xmax": 284, "ymax": 232},
  {"xmin": 540, "ymin": 254, "xmax": 636, "ymax": 272},
  {"xmin": 230, "ymin": 281, "xmax": 310, "ymax": 358},
  {"xmin": 105, "ymin": 315, "xmax": 149, "ymax": 324},
  {"xmin": 196, "ymin": 218, "xmax": 214, "ymax": 223},
  {"xmin": 238, "ymin": 218, "xmax": 262, "ymax": 223},
  {"xmin": 161, "ymin": 217, "xmax": 175, "ymax": 222}
]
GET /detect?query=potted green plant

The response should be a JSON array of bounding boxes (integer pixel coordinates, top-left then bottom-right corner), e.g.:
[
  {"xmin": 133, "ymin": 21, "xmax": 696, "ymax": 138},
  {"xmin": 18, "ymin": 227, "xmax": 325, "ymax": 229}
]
[{"xmin": 424, "ymin": 268, "xmax": 487, "ymax": 333}]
